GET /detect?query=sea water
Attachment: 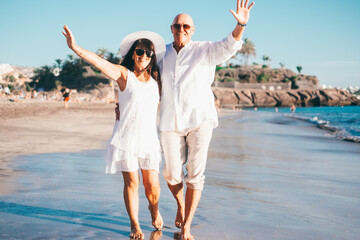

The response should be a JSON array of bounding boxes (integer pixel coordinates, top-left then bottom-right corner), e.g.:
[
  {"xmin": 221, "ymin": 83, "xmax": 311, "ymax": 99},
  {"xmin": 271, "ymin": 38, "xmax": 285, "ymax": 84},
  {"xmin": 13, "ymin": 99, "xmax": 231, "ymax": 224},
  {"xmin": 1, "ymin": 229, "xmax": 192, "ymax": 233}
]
[{"xmin": 256, "ymin": 106, "xmax": 360, "ymax": 143}]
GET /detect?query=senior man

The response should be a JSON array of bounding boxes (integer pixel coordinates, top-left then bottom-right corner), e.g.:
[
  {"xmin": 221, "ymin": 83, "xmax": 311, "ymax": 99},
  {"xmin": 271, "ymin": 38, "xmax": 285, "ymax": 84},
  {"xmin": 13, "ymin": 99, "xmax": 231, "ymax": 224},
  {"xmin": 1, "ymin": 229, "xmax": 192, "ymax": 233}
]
[{"xmin": 159, "ymin": 1, "xmax": 255, "ymax": 239}]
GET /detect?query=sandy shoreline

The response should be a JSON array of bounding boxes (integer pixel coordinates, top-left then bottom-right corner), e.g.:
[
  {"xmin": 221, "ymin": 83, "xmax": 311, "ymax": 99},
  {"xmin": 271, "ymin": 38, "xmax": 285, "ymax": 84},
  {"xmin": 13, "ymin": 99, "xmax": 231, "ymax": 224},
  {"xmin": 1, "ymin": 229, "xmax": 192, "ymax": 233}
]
[
  {"xmin": 0, "ymin": 99, "xmax": 116, "ymax": 159},
  {"xmin": 0, "ymin": 99, "xmax": 237, "ymax": 194},
  {"xmin": 0, "ymin": 99, "xmax": 240, "ymax": 162},
  {"xmin": 1, "ymin": 100, "xmax": 360, "ymax": 239},
  {"xmin": 0, "ymin": 99, "xmax": 116, "ymax": 194}
]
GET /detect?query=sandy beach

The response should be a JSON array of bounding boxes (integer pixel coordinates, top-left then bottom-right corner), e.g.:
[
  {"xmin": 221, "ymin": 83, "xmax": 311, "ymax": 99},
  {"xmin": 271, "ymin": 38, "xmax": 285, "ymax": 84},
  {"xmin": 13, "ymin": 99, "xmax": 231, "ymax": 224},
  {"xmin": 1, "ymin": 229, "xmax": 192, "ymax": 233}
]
[
  {"xmin": 0, "ymin": 99, "xmax": 115, "ymax": 195},
  {"xmin": 1, "ymin": 99, "xmax": 359, "ymax": 239}
]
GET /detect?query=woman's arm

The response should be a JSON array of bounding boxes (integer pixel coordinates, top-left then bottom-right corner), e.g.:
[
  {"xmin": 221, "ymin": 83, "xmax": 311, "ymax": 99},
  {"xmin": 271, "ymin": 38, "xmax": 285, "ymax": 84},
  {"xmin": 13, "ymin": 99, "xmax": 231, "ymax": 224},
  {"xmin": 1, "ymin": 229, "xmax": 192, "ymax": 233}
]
[{"xmin": 62, "ymin": 25, "xmax": 127, "ymax": 84}]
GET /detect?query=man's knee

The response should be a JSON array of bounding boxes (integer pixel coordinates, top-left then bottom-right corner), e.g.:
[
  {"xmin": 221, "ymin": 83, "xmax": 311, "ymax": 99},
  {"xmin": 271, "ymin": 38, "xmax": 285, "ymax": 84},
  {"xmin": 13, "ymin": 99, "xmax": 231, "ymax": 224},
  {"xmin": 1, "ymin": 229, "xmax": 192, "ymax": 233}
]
[
  {"xmin": 185, "ymin": 178, "xmax": 205, "ymax": 191},
  {"xmin": 163, "ymin": 166, "xmax": 183, "ymax": 186}
]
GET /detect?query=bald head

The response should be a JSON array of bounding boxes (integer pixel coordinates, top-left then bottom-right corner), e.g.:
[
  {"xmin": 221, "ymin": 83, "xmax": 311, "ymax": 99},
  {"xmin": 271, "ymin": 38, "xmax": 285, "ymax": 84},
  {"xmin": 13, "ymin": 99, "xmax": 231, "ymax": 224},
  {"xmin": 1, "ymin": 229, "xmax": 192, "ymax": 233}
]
[
  {"xmin": 172, "ymin": 13, "xmax": 194, "ymax": 26},
  {"xmin": 171, "ymin": 13, "xmax": 195, "ymax": 52}
]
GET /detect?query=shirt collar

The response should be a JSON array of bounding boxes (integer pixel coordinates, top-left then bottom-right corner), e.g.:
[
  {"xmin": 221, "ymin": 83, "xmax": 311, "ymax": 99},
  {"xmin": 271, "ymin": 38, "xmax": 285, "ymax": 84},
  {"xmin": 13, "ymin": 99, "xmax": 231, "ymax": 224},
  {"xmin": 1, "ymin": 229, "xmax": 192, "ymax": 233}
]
[{"xmin": 172, "ymin": 40, "xmax": 193, "ymax": 51}]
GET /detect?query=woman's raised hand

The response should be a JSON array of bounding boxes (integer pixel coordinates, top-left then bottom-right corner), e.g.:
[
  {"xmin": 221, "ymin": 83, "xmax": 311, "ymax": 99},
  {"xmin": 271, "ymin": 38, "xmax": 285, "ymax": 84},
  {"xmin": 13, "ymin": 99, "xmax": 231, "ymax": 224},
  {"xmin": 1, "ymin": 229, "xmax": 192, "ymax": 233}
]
[{"xmin": 62, "ymin": 25, "xmax": 80, "ymax": 52}]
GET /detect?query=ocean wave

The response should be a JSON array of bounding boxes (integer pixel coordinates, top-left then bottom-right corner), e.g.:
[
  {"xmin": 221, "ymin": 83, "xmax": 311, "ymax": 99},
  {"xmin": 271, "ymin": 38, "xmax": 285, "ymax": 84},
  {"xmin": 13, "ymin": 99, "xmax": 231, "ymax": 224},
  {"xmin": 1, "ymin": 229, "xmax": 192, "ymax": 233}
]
[{"xmin": 286, "ymin": 114, "xmax": 360, "ymax": 143}]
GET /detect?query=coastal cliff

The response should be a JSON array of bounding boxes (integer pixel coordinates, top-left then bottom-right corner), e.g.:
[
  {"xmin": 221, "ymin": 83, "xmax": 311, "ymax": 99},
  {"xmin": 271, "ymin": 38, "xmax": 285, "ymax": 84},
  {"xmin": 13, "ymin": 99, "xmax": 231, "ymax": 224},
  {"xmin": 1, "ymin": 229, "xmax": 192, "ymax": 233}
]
[
  {"xmin": 212, "ymin": 87, "xmax": 360, "ymax": 107},
  {"xmin": 214, "ymin": 66, "xmax": 319, "ymax": 89},
  {"xmin": 212, "ymin": 66, "xmax": 359, "ymax": 107}
]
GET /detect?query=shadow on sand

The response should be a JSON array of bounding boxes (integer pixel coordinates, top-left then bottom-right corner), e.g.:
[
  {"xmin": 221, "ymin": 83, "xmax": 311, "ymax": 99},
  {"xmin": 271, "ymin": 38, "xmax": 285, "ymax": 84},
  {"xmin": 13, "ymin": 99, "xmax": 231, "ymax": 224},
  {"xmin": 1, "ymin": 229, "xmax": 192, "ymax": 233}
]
[
  {"xmin": 0, "ymin": 201, "xmax": 182, "ymax": 239},
  {"xmin": 0, "ymin": 201, "xmax": 129, "ymax": 237}
]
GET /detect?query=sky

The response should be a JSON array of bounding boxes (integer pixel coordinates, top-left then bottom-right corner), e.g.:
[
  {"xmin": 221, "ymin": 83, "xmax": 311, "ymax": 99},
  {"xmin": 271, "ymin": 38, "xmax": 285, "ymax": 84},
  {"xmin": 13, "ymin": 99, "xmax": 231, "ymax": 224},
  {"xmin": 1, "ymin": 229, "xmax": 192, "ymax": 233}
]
[{"xmin": 0, "ymin": 0, "xmax": 359, "ymax": 88}]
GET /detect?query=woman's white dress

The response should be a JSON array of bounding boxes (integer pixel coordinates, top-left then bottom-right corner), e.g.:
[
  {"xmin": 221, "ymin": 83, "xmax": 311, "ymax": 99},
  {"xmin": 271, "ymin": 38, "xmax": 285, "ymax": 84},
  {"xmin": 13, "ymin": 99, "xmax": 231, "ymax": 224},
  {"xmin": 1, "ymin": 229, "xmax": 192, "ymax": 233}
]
[{"xmin": 105, "ymin": 70, "xmax": 161, "ymax": 173}]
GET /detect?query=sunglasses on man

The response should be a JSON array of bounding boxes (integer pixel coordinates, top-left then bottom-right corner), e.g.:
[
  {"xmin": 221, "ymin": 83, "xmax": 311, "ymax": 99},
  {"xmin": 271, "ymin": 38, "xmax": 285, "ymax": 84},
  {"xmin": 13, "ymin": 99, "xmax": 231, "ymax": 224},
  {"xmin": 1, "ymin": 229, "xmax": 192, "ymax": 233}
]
[
  {"xmin": 172, "ymin": 24, "xmax": 192, "ymax": 31},
  {"xmin": 135, "ymin": 49, "xmax": 154, "ymax": 58}
]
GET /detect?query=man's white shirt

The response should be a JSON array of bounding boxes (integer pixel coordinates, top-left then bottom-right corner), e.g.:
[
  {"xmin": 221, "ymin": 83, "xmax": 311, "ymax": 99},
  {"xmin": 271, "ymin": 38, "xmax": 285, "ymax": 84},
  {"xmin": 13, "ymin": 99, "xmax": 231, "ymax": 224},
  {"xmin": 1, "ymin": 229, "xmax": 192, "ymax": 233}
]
[{"xmin": 159, "ymin": 33, "xmax": 243, "ymax": 131}]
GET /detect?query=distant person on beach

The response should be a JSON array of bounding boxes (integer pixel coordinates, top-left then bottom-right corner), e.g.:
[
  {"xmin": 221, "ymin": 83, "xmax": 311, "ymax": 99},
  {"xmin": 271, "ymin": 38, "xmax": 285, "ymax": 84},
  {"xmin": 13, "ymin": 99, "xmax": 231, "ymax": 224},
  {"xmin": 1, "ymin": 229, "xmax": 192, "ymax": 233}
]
[
  {"xmin": 290, "ymin": 104, "xmax": 296, "ymax": 113},
  {"xmin": 4, "ymin": 86, "xmax": 10, "ymax": 96},
  {"xmin": 31, "ymin": 89, "xmax": 38, "ymax": 99},
  {"xmin": 61, "ymin": 87, "xmax": 70, "ymax": 109},
  {"xmin": 63, "ymin": 25, "xmax": 165, "ymax": 239}
]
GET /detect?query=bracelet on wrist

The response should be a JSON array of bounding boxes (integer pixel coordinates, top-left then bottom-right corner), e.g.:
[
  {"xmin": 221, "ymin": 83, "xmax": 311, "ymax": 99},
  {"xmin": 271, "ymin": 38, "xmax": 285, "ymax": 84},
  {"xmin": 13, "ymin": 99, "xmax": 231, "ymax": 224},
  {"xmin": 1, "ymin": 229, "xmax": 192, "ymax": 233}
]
[{"xmin": 238, "ymin": 22, "xmax": 247, "ymax": 27}]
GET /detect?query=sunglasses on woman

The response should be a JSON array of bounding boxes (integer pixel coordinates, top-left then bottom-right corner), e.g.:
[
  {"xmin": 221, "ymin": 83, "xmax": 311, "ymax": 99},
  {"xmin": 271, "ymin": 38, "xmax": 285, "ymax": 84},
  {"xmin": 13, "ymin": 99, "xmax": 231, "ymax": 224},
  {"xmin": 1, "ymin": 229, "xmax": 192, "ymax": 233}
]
[
  {"xmin": 172, "ymin": 24, "xmax": 192, "ymax": 31},
  {"xmin": 135, "ymin": 49, "xmax": 154, "ymax": 58}
]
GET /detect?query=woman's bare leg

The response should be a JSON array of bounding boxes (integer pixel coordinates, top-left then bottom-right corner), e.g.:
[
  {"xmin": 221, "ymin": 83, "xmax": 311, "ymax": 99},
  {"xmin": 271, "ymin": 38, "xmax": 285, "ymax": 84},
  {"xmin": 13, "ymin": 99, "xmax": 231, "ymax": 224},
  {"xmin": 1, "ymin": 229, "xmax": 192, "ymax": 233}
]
[
  {"xmin": 142, "ymin": 169, "xmax": 163, "ymax": 230},
  {"xmin": 122, "ymin": 171, "xmax": 144, "ymax": 239}
]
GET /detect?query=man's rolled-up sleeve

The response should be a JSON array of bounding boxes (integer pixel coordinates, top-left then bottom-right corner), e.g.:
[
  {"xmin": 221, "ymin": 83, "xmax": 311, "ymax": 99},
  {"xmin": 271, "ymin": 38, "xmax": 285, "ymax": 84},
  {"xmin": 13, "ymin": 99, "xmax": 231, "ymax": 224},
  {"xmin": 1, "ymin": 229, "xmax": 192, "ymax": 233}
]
[{"xmin": 205, "ymin": 33, "xmax": 243, "ymax": 66}]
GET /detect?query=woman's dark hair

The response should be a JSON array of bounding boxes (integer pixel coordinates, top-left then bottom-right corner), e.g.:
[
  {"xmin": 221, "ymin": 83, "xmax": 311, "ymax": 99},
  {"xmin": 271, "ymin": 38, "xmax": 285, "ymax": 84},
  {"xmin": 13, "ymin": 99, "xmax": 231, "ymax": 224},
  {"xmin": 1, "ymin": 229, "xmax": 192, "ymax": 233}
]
[{"xmin": 120, "ymin": 39, "xmax": 161, "ymax": 97}]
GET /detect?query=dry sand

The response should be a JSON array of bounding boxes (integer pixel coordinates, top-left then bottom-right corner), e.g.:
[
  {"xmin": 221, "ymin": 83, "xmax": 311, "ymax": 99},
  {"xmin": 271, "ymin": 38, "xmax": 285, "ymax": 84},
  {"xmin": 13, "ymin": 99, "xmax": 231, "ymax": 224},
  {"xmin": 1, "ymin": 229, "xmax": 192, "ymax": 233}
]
[{"xmin": 0, "ymin": 99, "xmax": 116, "ymax": 194}]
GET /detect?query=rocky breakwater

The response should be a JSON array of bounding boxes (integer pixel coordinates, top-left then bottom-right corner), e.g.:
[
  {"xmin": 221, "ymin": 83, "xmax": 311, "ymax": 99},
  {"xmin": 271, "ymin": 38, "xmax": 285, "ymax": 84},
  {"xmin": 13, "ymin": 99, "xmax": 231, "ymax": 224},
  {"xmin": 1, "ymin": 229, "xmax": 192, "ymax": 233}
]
[{"xmin": 212, "ymin": 87, "xmax": 360, "ymax": 107}]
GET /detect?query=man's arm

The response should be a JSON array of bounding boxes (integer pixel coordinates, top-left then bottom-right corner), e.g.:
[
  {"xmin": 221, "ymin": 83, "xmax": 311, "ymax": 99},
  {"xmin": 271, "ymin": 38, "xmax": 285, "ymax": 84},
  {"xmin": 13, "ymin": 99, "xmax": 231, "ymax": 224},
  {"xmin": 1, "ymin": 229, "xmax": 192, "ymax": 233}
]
[
  {"xmin": 202, "ymin": 0, "xmax": 255, "ymax": 66},
  {"xmin": 230, "ymin": 0, "xmax": 255, "ymax": 41}
]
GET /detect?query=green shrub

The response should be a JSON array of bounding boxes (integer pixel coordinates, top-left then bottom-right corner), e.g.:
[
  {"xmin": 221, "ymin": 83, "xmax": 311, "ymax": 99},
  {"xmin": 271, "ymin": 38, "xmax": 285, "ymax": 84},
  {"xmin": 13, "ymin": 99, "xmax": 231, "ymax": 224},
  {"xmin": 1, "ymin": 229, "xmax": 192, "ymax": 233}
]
[
  {"xmin": 258, "ymin": 74, "xmax": 271, "ymax": 83},
  {"xmin": 224, "ymin": 78, "xmax": 234, "ymax": 82},
  {"xmin": 25, "ymin": 83, "xmax": 32, "ymax": 92},
  {"xmin": 55, "ymin": 80, "xmax": 62, "ymax": 87}
]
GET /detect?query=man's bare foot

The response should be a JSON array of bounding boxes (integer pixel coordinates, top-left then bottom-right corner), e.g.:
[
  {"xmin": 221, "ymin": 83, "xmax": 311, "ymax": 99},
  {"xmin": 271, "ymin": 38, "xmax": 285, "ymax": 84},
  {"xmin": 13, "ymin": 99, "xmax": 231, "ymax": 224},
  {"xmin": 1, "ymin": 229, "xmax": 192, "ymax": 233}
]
[
  {"xmin": 130, "ymin": 225, "xmax": 144, "ymax": 239},
  {"xmin": 148, "ymin": 205, "xmax": 164, "ymax": 230},
  {"xmin": 181, "ymin": 225, "xmax": 194, "ymax": 240},
  {"xmin": 175, "ymin": 207, "xmax": 184, "ymax": 228}
]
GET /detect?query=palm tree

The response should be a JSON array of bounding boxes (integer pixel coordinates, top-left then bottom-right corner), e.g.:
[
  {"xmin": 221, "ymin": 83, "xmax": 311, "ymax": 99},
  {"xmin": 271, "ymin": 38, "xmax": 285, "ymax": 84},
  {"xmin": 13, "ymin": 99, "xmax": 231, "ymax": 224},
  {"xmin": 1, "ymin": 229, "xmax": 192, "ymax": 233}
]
[
  {"xmin": 262, "ymin": 55, "xmax": 271, "ymax": 65},
  {"xmin": 279, "ymin": 62, "xmax": 285, "ymax": 68},
  {"xmin": 237, "ymin": 38, "xmax": 256, "ymax": 65},
  {"xmin": 296, "ymin": 65, "xmax": 302, "ymax": 74},
  {"xmin": 262, "ymin": 55, "xmax": 267, "ymax": 64}
]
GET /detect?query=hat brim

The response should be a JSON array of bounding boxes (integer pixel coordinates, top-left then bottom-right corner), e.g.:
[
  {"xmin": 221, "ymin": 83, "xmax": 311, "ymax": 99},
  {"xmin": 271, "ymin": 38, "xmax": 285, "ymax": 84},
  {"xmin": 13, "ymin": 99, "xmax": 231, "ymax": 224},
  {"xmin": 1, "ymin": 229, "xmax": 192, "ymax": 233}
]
[{"xmin": 119, "ymin": 31, "xmax": 165, "ymax": 64}]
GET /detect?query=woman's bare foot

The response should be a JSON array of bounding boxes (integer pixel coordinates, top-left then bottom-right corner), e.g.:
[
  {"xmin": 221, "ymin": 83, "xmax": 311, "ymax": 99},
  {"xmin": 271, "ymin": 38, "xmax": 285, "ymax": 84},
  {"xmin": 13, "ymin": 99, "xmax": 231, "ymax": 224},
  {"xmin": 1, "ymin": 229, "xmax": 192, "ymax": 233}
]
[
  {"xmin": 148, "ymin": 205, "xmax": 164, "ymax": 230},
  {"xmin": 175, "ymin": 206, "xmax": 184, "ymax": 228},
  {"xmin": 130, "ymin": 224, "xmax": 144, "ymax": 239},
  {"xmin": 181, "ymin": 224, "xmax": 194, "ymax": 240}
]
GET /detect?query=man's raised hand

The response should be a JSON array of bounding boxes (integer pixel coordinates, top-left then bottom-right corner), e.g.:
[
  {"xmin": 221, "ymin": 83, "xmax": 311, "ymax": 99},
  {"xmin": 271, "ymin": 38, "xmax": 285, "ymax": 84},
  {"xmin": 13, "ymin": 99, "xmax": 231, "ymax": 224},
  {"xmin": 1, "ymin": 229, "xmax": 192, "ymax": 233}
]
[{"xmin": 230, "ymin": 0, "xmax": 255, "ymax": 25}]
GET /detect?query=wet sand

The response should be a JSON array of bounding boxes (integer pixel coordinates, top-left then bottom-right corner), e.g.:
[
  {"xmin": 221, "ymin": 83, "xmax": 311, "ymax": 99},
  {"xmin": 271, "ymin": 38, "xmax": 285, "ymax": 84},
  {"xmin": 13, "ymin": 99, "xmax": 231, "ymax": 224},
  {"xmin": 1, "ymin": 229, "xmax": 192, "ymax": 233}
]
[{"xmin": 1, "ymin": 102, "xmax": 360, "ymax": 239}]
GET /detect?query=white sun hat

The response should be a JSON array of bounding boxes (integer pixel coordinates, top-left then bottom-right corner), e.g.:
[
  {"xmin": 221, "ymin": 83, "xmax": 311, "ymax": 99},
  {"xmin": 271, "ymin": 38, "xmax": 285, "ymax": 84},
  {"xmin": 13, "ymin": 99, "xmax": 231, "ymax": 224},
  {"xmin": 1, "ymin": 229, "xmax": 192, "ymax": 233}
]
[{"xmin": 119, "ymin": 31, "xmax": 165, "ymax": 64}]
